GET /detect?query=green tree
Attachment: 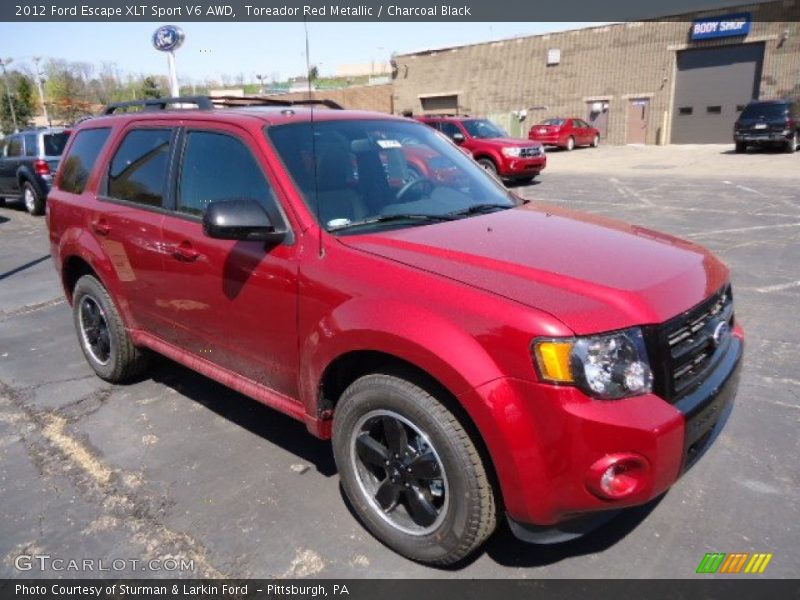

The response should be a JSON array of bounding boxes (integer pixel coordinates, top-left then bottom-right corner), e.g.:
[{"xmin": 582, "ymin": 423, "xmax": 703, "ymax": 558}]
[
  {"xmin": 141, "ymin": 76, "xmax": 163, "ymax": 99},
  {"xmin": 308, "ymin": 64, "xmax": 319, "ymax": 82},
  {"xmin": 46, "ymin": 60, "xmax": 92, "ymax": 124},
  {"xmin": 1, "ymin": 72, "xmax": 36, "ymax": 134}
]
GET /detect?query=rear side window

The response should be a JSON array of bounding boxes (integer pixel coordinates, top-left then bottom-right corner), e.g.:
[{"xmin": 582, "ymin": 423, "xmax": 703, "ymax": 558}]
[
  {"xmin": 6, "ymin": 136, "xmax": 22, "ymax": 157},
  {"xmin": 439, "ymin": 122, "xmax": 462, "ymax": 139},
  {"xmin": 58, "ymin": 128, "xmax": 111, "ymax": 194},
  {"xmin": 24, "ymin": 133, "xmax": 38, "ymax": 157},
  {"xmin": 108, "ymin": 129, "xmax": 172, "ymax": 208},
  {"xmin": 178, "ymin": 130, "xmax": 275, "ymax": 216},
  {"xmin": 43, "ymin": 133, "xmax": 70, "ymax": 156}
]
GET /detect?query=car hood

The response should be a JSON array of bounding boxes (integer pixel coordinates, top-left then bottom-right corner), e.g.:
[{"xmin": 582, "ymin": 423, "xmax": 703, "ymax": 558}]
[
  {"xmin": 477, "ymin": 137, "xmax": 542, "ymax": 149},
  {"xmin": 339, "ymin": 203, "xmax": 728, "ymax": 334}
]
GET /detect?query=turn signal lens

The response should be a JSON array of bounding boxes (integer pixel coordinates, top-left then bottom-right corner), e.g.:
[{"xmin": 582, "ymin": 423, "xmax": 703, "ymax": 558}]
[{"xmin": 533, "ymin": 340, "xmax": 574, "ymax": 383}]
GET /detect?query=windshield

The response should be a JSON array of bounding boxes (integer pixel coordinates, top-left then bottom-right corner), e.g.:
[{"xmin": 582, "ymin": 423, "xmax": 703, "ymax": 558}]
[
  {"xmin": 739, "ymin": 103, "xmax": 788, "ymax": 120},
  {"xmin": 540, "ymin": 119, "xmax": 566, "ymax": 126},
  {"xmin": 461, "ymin": 119, "xmax": 507, "ymax": 139},
  {"xmin": 267, "ymin": 119, "xmax": 515, "ymax": 234},
  {"xmin": 43, "ymin": 132, "xmax": 70, "ymax": 156}
]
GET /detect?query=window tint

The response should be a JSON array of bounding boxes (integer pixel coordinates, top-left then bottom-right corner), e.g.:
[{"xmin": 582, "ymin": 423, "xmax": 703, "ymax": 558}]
[
  {"xmin": 178, "ymin": 131, "xmax": 275, "ymax": 216},
  {"xmin": 740, "ymin": 103, "xmax": 787, "ymax": 120},
  {"xmin": 108, "ymin": 129, "xmax": 171, "ymax": 207},
  {"xmin": 43, "ymin": 132, "xmax": 70, "ymax": 156},
  {"xmin": 58, "ymin": 128, "xmax": 111, "ymax": 194},
  {"xmin": 24, "ymin": 134, "xmax": 38, "ymax": 157},
  {"xmin": 439, "ymin": 122, "xmax": 462, "ymax": 139},
  {"xmin": 6, "ymin": 136, "xmax": 22, "ymax": 157}
]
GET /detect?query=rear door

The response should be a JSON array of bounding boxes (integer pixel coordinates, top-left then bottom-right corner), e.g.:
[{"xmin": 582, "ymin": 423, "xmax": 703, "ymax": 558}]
[{"xmin": 157, "ymin": 122, "xmax": 300, "ymax": 398}]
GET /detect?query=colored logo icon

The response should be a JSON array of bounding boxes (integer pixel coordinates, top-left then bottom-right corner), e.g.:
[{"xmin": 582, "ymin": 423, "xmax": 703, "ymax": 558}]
[
  {"xmin": 696, "ymin": 552, "xmax": 773, "ymax": 574},
  {"xmin": 152, "ymin": 25, "xmax": 185, "ymax": 52}
]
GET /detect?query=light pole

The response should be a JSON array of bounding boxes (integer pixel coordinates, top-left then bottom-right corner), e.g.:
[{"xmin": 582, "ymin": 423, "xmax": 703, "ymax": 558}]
[
  {"xmin": 32, "ymin": 56, "xmax": 49, "ymax": 126},
  {"xmin": 152, "ymin": 26, "xmax": 185, "ymax": 98},
  {"xmin": 0, "ymin": 57, "xmax": 18, "ymax": 133}
]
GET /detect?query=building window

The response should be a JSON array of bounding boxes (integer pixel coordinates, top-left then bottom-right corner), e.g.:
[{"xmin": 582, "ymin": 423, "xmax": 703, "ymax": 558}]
[
  {"xmin": 547, "ymin": 48, "xmax": 561, "ymax": 66},
  {"xmin": 706, "ymin": 106, "xmax": 722, "ymax": 114},
  {"xmin": 678, "ymin": 107, "xmax": 693, "ymax": 115}
]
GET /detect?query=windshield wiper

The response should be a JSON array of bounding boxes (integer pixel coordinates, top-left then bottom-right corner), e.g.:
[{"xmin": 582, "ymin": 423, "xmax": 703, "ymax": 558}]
[
  {"xmin": 328, "ymin": 213, "xmax": 456, "ymax": 232},
  {"xmin": 447, "ymin": 203, "xmax": 513, "ymax": 217}
]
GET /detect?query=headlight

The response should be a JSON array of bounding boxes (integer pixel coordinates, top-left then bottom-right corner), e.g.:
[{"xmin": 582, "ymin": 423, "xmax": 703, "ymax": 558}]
[
  {"xmin": 501, "ymin": 147, "xmax": 522, "ymax": 157},
  {"xmin": 532, "ymin": 328, "xmax": 653, "ymax": 400}
]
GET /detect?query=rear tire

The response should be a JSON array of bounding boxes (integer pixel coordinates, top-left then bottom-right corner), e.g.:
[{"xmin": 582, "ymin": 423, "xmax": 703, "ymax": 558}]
[
  {"xmin": 333, "ymin": 372, "xmax": 497, "ymax": 566},
  {"xmin": 565, "ymin": 136, "xmax": 575, "ymax": 151},
  {"xmin": 785, "ymin": 133, "xmax": 797, "ymax": 154},
  {"xmin": 22, "ymin": 181, "xmax": 45, "ymax": 216},
  {"xmin": 72, "ymin": 274, "xmax": 149, "ymax": 383},
  {"xmin": 735, "ymin": 142, "xmax": 746, "ymax": 154}
]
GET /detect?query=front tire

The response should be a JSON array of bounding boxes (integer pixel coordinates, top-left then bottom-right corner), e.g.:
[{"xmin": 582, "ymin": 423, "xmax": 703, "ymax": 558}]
[
  {"xmin": 333, "ymin": 373, "xmax": 496, "ymax": 566},
  {"xmin": 72, "ymin": 275, "xmax": 149, "ymax": 383},
  {"xmin": 591, "ymin": 135, "xmax": 600, "ymax": 148},
  {"xmin": 22, "ymin": 181, "xmax": 45, "ymax": 216},
  {"xmin": 477, "ymin": 157, "xmax": 498, "ymax": 177},
  {"xmin": 565, "ymin": 136, "xmax": 575, "ymax": 151}
]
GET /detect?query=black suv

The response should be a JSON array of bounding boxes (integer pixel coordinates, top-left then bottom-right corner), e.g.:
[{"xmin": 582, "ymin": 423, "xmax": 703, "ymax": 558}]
[
  {"xmin": 734, "ymin": 99, "xmax": 799, "ymax": 154},
  {"xmin": 0, "ymin": 127, "xmax": 70, "ymax": 215}
]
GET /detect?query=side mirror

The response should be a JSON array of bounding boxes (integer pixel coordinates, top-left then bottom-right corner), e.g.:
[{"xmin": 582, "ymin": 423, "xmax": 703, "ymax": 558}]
[
  {"xmin": 203, "ymin": 198, "xmax": 286, "ymax": 244},
  {"xmin": 452, "ymin": 132, "xmax": 465, "ymax": 145}
]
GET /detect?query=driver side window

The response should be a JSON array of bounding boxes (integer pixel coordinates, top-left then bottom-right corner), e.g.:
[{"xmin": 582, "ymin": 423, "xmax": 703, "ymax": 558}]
[
  {"xmin": 178, "ymin": 130, "xmax": 278, "ymax": 217},
  {"xmin": 439, "ymin": 122, "xmax": 463, "ymax": 140}
]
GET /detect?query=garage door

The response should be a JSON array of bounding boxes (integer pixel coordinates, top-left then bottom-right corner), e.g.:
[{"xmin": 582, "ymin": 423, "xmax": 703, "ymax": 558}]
[{"xmin": 671, "ymin": 43, "xmax": 764, "ymax": 144}]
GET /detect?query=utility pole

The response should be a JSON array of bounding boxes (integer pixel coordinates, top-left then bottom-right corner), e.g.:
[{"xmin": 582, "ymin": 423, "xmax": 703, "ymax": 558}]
[
  {"xmin": 32, "ymin": 56, "xmax": 49, "ymax": 126},
  {"xmin": 0, "ymin": 58, "xmax": 18, "ymax": 133}
]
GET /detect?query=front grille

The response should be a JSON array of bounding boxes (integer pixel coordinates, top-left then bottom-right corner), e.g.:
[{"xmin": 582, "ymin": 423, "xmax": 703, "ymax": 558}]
[
  {"xmin": 653, "ymin": 285, "xmax": 734, "ymax": 402},
  {"xmin": 519, "ymin": 146, "xmax": 542, "ymax": 158}
]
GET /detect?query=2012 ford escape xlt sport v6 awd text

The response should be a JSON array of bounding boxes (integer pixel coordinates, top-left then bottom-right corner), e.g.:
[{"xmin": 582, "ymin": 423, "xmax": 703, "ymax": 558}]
[{"xmin": 48, "ymin": 96, "xmax": 743, "ymax": 566}]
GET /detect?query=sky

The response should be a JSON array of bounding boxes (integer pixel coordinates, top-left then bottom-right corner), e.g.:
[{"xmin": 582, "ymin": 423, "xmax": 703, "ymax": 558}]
[{"xmin": 0, "ymin": 22, "xmax": 608, "ymax": 83}]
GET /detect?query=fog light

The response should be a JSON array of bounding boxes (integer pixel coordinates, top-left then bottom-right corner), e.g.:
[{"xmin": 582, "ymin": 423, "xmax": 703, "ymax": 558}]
[{"xmin": 586, "ymin": 453, "xmax": 649, "ymax": 500}]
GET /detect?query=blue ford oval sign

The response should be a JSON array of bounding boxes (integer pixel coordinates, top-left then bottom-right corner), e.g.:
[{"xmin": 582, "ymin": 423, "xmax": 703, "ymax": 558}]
[{"xmin": 152, "ymin": 25, "xmax": 185, "ymax": 52}]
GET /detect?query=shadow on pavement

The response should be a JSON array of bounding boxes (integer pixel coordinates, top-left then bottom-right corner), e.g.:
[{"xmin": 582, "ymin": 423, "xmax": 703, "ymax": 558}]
[
  {"xmin": 148, "ymin": 358, "xmax": 338, "ymax": 477},
  {"xmin": 0, "ymin": 254, "xmax": 51, "ymax": 282}
]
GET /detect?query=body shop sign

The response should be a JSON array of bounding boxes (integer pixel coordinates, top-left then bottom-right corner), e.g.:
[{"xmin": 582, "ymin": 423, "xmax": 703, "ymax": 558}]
[{"xmin": 691, "ymin": 13, "xmax": 751, "ymax": 40}]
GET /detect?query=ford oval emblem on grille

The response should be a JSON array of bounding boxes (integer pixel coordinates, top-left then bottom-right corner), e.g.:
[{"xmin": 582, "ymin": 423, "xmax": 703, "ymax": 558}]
[{"xmin": 712, "ymin": 321, "xmax": 731, "ymax": 347}]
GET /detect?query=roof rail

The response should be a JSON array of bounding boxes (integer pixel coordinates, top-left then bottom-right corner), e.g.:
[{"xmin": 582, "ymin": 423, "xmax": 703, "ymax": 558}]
[
  {"xmin": 103, "ymin": 96, "xmax": 215, "ymax": 114},
  {"xmin": 102, "ymin": 95, "xmax": 343, "ymax": 115},
  {"xmin": 209, "ymin": 95, "xmax": 344, "ymax": 110}
]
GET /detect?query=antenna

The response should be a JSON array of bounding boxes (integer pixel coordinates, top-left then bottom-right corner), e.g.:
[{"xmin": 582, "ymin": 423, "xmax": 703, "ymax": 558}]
[{"xmin": 304, "ymin": 18, "xmax": 324, "ymax": 258}]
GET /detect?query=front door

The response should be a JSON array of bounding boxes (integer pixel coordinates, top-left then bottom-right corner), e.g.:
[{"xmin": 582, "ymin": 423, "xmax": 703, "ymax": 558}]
[
  {"xmin": 157, "ymin": 125, "xmax": 300, "ymax": 398},
  {"xmin": 626, "ymin": 99, "xmax": 649, "ymax": 144}
]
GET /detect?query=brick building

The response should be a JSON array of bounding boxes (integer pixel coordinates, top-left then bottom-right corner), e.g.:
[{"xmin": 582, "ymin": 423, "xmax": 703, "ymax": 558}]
[{"xmin": 392, "ymin": 1, "xmax": 800, "ymax": 144}]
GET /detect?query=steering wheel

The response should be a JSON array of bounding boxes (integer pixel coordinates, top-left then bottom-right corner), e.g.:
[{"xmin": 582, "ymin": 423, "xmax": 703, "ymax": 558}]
[{"xmin": 395, "ymin": 176, "xmax": 434, "ymax": 203}]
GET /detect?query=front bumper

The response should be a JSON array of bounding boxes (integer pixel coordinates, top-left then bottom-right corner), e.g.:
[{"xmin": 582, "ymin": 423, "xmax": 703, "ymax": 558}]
[
  {"xmin": 459, "ymin": 328, "xmax": 742, "ymax": 537},
  {"xmin": 735, "ymin": 132, "xmax": 791, "ymax": 143},
  {"xmin": 499, "ymin": 156, "xmax": 547, "ymax": 178}
]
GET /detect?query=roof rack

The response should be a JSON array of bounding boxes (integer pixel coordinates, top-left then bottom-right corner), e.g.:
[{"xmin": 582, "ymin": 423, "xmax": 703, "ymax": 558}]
[
  {"xmin": 209, "ymin": 95, "xmax": 344, "ymax": 110},
  {"xmin": 103, "ymin": 95, "xmax": 343, "ymax": 115}
]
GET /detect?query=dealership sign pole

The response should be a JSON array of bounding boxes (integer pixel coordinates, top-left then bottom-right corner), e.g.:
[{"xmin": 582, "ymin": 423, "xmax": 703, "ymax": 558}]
[{"xmin": 152, "ymin": 25, "xmax": 185, "ymax": 97}]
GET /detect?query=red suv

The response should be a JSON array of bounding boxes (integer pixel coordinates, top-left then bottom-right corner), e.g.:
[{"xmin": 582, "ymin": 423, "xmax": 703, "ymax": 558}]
[
  {"xmin": 48, "ymin": 96, "xmax": 742, "ymax": 566},
  {"xmin": 416, "ymin": 115, "xmax": 546, "ymax": 183}
]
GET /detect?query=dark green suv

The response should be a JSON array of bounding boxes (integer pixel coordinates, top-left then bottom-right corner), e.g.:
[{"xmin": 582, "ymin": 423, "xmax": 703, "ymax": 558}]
[
  {"xmin": 734, "ymin": 99, "xmax": 800, "ymax": 154},
  {"xmin": 0, "ymin": 127, "xmax": 70, "ymax": 215}
]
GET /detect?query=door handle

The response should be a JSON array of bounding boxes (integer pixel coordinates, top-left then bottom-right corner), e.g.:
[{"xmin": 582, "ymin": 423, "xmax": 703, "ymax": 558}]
[
  {"xmin": 91, "ymin": 220, "xmax": 110, "ymax": 236},
  {"xmin": 171, "ymin": 242, "xmax": 200, "ymax": 262}
]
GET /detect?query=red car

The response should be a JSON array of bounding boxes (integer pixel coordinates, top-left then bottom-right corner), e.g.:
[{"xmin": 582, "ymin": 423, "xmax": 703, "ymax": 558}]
[
  {"xmin": 417, "ymin": 115, "xmax": 546, "ymax": 183},
  {"xmin": 529, "ymin": 117, "xmax": 600, "ymax": 150},
  {"xmin": 48, "ymin": 96, "xmax": 742, "ymax": 566}
]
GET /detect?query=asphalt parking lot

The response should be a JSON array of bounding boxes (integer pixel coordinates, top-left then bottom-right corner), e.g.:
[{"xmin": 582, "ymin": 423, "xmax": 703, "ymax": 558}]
[{"xmin": 0, "ymin": 145, "xmax": 798, "ymax": 579}]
